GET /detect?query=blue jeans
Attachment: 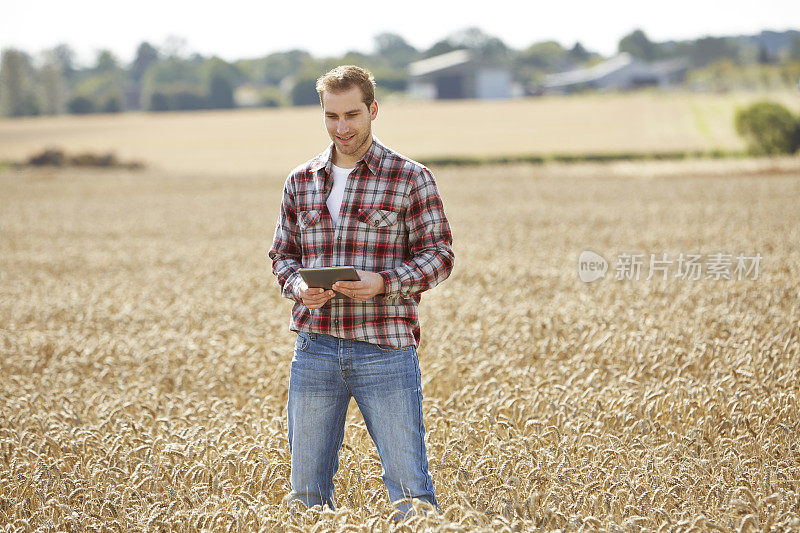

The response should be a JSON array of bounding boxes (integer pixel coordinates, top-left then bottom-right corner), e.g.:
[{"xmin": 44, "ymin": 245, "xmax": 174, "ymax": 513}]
[{"xmin": 287, "ymin": 332, "xmax": 437, "ymax": 516}]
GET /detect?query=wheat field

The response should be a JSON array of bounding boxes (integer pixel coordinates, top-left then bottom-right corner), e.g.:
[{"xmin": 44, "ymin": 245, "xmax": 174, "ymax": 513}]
[{"xmin": 1, "ymin": 149, "xmax": 799, "ymax": 531}]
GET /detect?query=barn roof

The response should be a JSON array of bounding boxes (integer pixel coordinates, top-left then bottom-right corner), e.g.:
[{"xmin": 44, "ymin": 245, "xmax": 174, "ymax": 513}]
[
  {"xmin": 408, "ymin": 49, "xmax": 472, "ymax": 77},
  {"xmin": 544, "ymin": 53, "xmax": 636, "ymax": 88}
]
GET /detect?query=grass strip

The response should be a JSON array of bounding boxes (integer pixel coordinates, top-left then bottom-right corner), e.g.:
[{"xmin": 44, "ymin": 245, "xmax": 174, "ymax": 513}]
[{"xmin": 418, "ymin": 149, "xmax": 752, "ymax": 167}]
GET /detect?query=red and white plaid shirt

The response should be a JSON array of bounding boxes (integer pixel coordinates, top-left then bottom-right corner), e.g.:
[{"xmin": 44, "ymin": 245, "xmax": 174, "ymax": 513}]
[{"xmin": 268, "ymin": 137, "xmax": 454, "ymax": 348}]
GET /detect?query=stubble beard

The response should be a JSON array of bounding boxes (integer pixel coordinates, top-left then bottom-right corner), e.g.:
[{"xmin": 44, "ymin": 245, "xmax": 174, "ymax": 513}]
[{"xmin": 335, "ymin": 126, "xmax": 372, "ymax": 158}]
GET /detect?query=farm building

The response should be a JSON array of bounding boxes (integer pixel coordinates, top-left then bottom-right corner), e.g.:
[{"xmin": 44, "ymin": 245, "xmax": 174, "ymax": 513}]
[
  {"xmin": 543, "ymin": 53, "xmax": 690, "ymax": 94},
  {"xmin": 408, "ymin": 50, "xmax": 515, "ymax": 100}
]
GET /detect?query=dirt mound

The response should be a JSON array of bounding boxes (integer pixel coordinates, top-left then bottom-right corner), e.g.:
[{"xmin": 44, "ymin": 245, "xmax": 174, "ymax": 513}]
[{"xmin": 25, "ymin": 148, "xmax": 145, "ymax": 169}]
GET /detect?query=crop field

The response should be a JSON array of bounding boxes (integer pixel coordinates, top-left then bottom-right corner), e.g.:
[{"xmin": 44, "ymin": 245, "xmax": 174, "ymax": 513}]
[
  {"xmin": 1, "ymin": 90, "xmax": 798, "ymax": 175},
  {"xmin": 1, "ymin": 146, "xmax": 799, "ymax": 531}
]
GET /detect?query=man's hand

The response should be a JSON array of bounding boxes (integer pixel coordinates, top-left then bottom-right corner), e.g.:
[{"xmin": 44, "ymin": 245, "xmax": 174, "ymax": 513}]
[
  {"xmin": 333, "ymin": 270, "xmax": 385, "ymax": 301},
  {"xmin": 298, "ymin": 283, "xmax": 336, "ymax": 309}
]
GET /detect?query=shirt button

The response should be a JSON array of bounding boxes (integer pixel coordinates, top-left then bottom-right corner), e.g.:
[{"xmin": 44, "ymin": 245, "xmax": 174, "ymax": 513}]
[
  {"xmin": 337, "ymin": 236, "xmax": 342, "ymax": 241},
  {"xmin": 334, "ymin": 319, "xmax": 339, "ymax": 325}
]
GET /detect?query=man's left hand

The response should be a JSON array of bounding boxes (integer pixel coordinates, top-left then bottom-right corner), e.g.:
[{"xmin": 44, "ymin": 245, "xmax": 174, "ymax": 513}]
[{"xmin": 333, "ymin": 270, "xmax": 385, "ymax": 301}]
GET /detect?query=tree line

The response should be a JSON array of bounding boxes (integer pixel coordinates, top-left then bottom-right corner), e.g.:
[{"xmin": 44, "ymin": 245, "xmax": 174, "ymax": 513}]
[{"xmin": 1, "ymin": 28, "xmax": 799, "ymax": 117}]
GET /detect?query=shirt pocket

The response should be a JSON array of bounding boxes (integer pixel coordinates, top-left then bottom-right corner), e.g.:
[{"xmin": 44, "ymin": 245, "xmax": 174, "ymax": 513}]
[
  {"xmin": 357, "ymin": 208, "xmax": 399, "ymax": 228},
  {"xmin": 298, "ymin": 209, "xmax": 324, "ymax": 255},
  {"xmin": 299, "ymin": 209, "xmax": 322, "ymax": 229},
  {"xmin": 356, "ymin": 208, "xmax": 403, "ymax": 255}
]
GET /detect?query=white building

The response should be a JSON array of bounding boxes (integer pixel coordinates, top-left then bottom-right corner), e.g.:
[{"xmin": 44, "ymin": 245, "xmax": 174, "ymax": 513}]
[
  {"xmin": 408, "ymin": 50, "xmax": 515, "ymax": 100},
  {"xmin": 543, "ymin": 53, "xmax": 690, "ymax": 94}
]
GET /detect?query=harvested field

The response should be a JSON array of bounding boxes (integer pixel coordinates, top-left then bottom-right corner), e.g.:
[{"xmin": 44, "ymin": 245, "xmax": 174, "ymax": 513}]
[
  {"xmin": 1, "ymin": 90, "xmax": 798, "ymax": 175},
  {"xmin": 1, "ymin": 156, "xmax": 799, "ymax": 531}
]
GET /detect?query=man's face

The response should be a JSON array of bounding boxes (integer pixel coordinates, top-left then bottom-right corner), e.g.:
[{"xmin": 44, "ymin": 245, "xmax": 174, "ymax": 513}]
[{"xmin": 322, "ymin": 86, "xmax": 378, "ymax": 166}]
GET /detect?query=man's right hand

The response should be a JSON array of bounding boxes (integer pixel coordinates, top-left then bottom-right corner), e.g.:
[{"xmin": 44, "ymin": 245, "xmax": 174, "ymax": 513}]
[{"xmin": 298, "ymin": 284, "xmax": 336, "ymax": 309}]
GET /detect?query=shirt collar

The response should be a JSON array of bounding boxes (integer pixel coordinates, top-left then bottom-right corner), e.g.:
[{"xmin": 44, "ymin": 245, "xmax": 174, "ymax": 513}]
[{"xmin": 309, "ymin": 136, "xmax": 385, "ymax": 176}]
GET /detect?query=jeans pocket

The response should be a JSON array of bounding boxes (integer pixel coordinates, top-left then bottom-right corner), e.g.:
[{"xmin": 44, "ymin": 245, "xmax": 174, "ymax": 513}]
[{"xmin": 296, "ymin": 333, "xmax": 309, "ymax": 352}]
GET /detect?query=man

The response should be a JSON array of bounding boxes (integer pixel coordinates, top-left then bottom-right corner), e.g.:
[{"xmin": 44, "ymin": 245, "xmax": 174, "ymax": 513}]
[{"xmin": 268, "ymin": 65, "xmax": 454, "ymax": 517}]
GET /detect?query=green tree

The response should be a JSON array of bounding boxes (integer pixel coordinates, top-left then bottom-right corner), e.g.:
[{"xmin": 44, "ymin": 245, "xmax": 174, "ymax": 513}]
[
  {"xmin": 448, "ymin": 27, "xmax": 510, "ymax": 62},
  {"xmin": 372, "ymin": 69, "xmax": 407, "ymax": 93},
  {"xmin": 735, "ymin": 101, "xmax": 800, "ymax": 155},
  {"xmin": 290, "ymin": 74, "xmax": 320, "ymax": 106},
  {"xmin": 208, "ymin": 74, "xmax": 234, "ymax": 108},
  {"xmin": 94, "ymin": 49, "xmax": 120, "ymax": 73},
  {"xmin": 149, "ymin": 91, "xmax": 170, "ymax": 111},
  {"xmin": 518, "ymin": 41, "xmax": 569, "ymax": 71},
  {"xmin": 67, "ymin": 95, "xmax": 95, "ymax": 114},
  {"xmin": 248, "ymin": 50, "xmax": 312, "ymax": 86},
  {"xmin": 50, "ymin": 44, "xmax": 77, "ymax": 82},
  {"xmin": 140, "ymin": 57, "xmax": 203, "ymax": 109},
  {"xmin": 569, "ymin": 42, "xmax": 591, "ymax": 63},
  {"xmin": 201, "ymin": 57, "xmax": 242, "ymax": 84},
  {"xmin": 757, "ymin": 44, "xmax": 773, "ymax": 65},
  {"xmin": 691, "ymin": 37, "xmax": 737, "ymax": 68},
  {"xmin": 619, "ymin": 29, "xmax": 657, "ymax": 61},
  {"xmin": 170, "ymin": 84, "xmax": 207, "ymax": 110},
  {"xmin": 38, "ymin": 50, "xmax": 68, "ymax": 114},
  {"xmin": 287, "ymin": 57, "xmax": 344, "ymax": 106},
  {"xmin": 421, "ymin": 40, "xmax": 458, "ymax": 59},
  {"xmin": 100, "ymin": 94, "xmax": 122, "ymax": 113},
  {"xmin": 130, "ymin": 42, "xmax": 160, "ymax": 83},
  {"xmin": 374, "ymin": 33, "xmax": 418, "ymax": 67},
  {"xmin": 789, "ymin": 37, "xmax": 800, "ymax": 62},
  {"xmin": 202, "ymin": 57, "xmax": 240, "ymax": 109},
  {"xmin": 341, "ymin": 51, "xmax": 372, "ymax": 66},
  {"xmin": 74, "ymin": 70, "xmax": 125, "ymax": 113},
  {"xmin": 0, "ymin": 48, "xmax": 40, "ymax": 116},
  {"xmin": 145, "ymin": 82, "xmax": 207, "ymax": 111},
  {"xmin": 259, "ymin": 86, "xmax": 285, "ymax": 107},
  {"xmin": 422, "ymin": 28, "xmax": 510, "ymax": 62}
]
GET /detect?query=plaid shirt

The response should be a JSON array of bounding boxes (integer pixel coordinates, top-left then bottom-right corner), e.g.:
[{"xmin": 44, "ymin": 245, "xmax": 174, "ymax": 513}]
[{"xmin": 268, "ymin": 137, "xmax": 454, "ymax": 348}]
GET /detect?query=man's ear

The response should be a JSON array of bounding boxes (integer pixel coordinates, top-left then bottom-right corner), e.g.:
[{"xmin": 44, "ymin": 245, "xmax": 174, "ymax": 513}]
[{"xmin": 369, "ymin": 100, "xmax": 378, "ymax": 120}]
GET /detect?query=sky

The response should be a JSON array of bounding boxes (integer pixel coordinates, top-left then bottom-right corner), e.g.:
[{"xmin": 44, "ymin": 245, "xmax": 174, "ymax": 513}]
[{"xmin": 3, "ymin": 0, "xmax": 799, "ymax": 67}]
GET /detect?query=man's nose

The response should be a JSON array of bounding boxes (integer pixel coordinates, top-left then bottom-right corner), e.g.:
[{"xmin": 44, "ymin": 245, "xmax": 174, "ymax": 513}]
[{"xmin": 337, "ymin": 119, "xmax": 349, "ymax": 134}]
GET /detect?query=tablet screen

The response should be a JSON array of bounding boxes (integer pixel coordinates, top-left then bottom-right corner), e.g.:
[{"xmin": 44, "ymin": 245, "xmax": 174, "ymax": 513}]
[{"xmin": 298, "ymin": 266, "xmax": 361, "ymax": 295}]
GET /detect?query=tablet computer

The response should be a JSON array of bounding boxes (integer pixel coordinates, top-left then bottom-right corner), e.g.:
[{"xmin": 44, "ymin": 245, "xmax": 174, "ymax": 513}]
[{"xmin": 298, "ymin": 266, "xmax": 361, "ymax": 297}]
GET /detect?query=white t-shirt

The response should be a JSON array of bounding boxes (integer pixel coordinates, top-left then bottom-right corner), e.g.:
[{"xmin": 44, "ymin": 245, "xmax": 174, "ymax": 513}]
[{"xmin": 327, "ymin": 164, "xmax": 353, "ymax": 225}]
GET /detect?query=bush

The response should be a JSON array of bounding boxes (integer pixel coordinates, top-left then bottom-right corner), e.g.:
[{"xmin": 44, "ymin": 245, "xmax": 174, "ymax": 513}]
[
  {"xmin": 69, "ymin": 152, "xmax": 117, "ymax": 167},
  {"xmin": 148, "ymin": 91, "xmax": 170, "ymax": 111},
  {"xmin": 734, "ymin": 101, "xmax": 800, "ymax": 155},
  {"xmin": 208, "ymin": 74, "xmax": 234, "ymax": 109},
  {"xmin": 100, "ymin": 94, "xmax": 123, "ymax": 113},
  {"xmin": 27, "ymin": 148, "xmax": 65, "ymax": 166},
  {"xmin": 259, "ymin": 86, "xmax": 285, "ymax": 107},
  {"xmin": 67, "ymin": 96, "xmax": 96, "ymax": 114},
  {"xmin": 171, "ymin": 90, "xmax": 207, "ymax": 110},
  {"xmin": 23, "ymin": 148, "xmax": 145, "ymax": 169},
  {"xmin": 290, "ymin": 76, "xmax": 320, "ymax": 106},
  {"xmin": 146, "ymin": 85, "xmax": 208, "ymax": 111}
]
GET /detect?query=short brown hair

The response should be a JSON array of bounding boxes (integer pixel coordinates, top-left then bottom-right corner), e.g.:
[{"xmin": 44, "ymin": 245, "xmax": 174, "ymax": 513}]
[{"xmin": 315, "ymin": 65, "xmax": 376, "ymax": 108}]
